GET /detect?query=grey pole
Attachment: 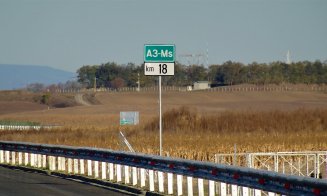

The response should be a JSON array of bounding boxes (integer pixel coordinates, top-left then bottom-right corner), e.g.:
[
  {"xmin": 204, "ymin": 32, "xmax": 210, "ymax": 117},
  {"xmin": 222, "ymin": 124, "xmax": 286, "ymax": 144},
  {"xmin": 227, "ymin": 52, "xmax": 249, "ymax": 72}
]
[{"xmin": 159, "ymin": 76, "xmax": 162, "ymax": 156}]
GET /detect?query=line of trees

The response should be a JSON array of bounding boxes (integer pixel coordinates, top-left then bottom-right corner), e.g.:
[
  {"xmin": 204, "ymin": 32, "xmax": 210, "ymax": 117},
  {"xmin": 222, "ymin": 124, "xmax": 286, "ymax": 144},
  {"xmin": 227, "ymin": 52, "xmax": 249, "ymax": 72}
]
[{"xmin": 76, "ymin": 60, "xmax": 327, "ymax": 89}]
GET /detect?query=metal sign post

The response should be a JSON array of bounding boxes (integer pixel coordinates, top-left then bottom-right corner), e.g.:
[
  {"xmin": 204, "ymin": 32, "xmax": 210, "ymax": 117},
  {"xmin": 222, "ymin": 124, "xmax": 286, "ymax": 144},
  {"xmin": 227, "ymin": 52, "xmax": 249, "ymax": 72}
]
[
  {"xmin": 159, "ymin": 76, "xmax": 162, "ymax": 156},
  {"xmin": 144, "ymin": 44, "xmax": 175, "ymax": 156},
  {"xmin": 119, "ymin": 111, "xmax": 139, "ymax": 151}
]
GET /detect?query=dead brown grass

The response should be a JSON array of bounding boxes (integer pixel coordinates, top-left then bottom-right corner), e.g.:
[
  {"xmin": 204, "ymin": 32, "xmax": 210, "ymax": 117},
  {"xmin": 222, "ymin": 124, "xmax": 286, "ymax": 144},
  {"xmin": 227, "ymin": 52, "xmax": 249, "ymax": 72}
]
[
  {"xmin": 0, "ymin": 90, "xmax": 37, "ymax": 102},
  {"xmin": 1, "ymin": 107, "xmax": 326, "ymax": 161},
  {"xmin": 1, "ymin": 90, "xmax": 327, "ymax": 161}
]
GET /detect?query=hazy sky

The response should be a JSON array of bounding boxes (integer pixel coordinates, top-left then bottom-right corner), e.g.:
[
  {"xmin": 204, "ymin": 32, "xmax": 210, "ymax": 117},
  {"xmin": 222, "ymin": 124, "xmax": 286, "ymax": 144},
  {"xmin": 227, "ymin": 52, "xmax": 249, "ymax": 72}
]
[{"xmin": 1, "ymin": 0, "xmax": 326, "ymax": 72}]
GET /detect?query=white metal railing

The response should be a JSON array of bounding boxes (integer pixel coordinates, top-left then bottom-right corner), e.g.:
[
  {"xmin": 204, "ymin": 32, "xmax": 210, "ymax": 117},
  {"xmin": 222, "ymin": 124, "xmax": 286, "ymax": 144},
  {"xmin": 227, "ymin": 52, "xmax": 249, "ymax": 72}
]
[
  {"xmin": 0, "ymin": 125, "xmax": 60, "ymax": 131},
  {"xmin": 215, "ymin": 151, "xmax": 327, "ymax": 180},
  {"xmin": 1, "ymin": 141, "xmax": 327, "ymax": 196}
]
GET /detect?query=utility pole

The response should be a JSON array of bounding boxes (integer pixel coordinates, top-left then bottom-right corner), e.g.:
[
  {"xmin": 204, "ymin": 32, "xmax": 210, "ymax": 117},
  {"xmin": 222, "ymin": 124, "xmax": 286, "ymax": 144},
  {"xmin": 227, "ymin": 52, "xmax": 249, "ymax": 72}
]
[
  {"xmin": 94, "ymin": 77, "xmax": 97, "ymax": 92},
  {"xmin": 206, "ymin": 42, "xmax": 209, "ymax": 68},
  {"xmin": 179, "ymin": 53, "xmax": 205, "ymax": 66},
  {"xmin": 286, "ymin": 50, "xmax": 291, "ymax": 64},
  {"xmin": 137, "ymin": 73, "xmax": 140, "ymax": 92}
]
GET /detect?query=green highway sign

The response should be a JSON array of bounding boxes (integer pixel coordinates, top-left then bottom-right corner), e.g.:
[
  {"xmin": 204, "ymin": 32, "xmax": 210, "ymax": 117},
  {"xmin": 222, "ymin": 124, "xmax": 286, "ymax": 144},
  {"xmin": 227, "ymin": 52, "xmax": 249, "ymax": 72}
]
[
  {"xmin": 144, "ymin": 44, "xmax": 175, "ymax": 62},
  {"xmin": 120, "ymin": 119, "xmax": 133, "ymax": 125}
]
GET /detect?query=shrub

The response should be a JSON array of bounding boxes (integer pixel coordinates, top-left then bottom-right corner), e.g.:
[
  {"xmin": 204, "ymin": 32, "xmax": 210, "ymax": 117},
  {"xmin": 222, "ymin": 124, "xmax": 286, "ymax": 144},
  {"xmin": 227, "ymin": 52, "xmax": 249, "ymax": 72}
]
[{"xmin": 41, "ymin": 93, "xmax": 51, "ymax": 105}]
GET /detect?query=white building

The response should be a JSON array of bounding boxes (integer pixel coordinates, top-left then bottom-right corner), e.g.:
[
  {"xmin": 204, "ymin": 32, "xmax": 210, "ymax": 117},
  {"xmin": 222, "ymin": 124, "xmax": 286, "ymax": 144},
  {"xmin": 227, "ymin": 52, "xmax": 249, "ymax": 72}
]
[{"xmin": 193, "ymin": 81, "xmax": 210, "ymax": 90}]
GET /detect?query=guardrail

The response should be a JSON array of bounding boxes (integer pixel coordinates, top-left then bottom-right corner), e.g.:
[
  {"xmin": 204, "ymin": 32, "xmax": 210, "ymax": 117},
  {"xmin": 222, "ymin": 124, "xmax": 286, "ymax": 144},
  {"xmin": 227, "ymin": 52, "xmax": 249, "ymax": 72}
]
[
  {"xmin": 215, "ymin": 152, "xmax": 327, "ymax": 179},
  {"xmin": 0, "ymin": 141, "xmax": 326, "ymax": 196},
  {"xmin": 0, "ymin": 125, "xmax": 60, "ymax": 131}
]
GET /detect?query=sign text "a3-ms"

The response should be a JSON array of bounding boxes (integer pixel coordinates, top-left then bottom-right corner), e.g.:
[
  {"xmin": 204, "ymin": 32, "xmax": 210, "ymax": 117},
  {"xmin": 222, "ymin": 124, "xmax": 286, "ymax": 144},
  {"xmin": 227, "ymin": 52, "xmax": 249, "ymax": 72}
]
[{"xmin": 144, "ymin": 45, "xmax": 175, "ymax": 62}]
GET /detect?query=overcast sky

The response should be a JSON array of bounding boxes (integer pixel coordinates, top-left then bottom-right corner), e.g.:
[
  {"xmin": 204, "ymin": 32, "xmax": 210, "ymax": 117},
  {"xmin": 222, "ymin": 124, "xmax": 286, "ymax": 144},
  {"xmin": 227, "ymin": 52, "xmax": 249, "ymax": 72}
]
[{"xmin": 1, "ymin": 0, "xmax": 326, "ymax": 72}]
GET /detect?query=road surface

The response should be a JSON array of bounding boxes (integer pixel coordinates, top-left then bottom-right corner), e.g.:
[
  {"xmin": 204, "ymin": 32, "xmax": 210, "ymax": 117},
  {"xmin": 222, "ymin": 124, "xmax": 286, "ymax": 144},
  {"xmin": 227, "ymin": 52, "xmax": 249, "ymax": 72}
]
[
  {"xmin": 0, "ymin": 166, "xmax": 131, "ymax": 196},
  {"xmin": 74, "ymin": 94, "xmax": 91, "ymax": 106}
]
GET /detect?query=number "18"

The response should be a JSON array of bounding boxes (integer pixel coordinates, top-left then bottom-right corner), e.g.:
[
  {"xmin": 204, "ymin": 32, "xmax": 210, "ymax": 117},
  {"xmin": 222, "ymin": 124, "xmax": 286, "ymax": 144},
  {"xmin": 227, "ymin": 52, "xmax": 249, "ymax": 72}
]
[{"xmin": 159, "ymin": 64, "xmax": 167, "ymax": 74}]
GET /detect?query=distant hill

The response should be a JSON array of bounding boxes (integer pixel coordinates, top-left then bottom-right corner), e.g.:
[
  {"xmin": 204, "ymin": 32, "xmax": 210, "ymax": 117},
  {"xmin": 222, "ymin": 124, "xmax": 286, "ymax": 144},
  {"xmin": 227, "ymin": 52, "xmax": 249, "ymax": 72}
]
[{"xmin": 0, "ymin": 64, "xmax": 75, "ymax": 90}]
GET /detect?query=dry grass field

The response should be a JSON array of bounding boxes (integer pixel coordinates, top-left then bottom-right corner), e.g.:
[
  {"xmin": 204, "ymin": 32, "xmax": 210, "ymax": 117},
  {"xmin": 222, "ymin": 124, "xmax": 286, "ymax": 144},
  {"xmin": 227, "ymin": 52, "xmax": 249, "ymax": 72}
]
[{"xmin": 0, "ymin": 89, "xmax": 327, "ymax": 161}]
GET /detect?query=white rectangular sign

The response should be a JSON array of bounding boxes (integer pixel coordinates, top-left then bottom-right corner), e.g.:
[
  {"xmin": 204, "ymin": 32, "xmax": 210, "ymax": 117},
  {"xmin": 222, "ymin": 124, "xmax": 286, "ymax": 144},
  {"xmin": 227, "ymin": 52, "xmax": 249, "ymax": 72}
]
[
  {"xmin": 144, "ymin": 62, "xmax": 174, "ymax": 76},
  {"xmin": 120, "ymin": 111, "xmax": 139, "ymax": 125}
]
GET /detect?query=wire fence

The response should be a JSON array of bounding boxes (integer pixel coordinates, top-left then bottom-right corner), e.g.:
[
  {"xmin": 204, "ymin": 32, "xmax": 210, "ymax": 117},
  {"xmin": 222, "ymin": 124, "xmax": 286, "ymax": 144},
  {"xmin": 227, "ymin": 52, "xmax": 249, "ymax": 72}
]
[{"xmin": 54, "ymin": 84, "xmax": 327, "ymax": 94}]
